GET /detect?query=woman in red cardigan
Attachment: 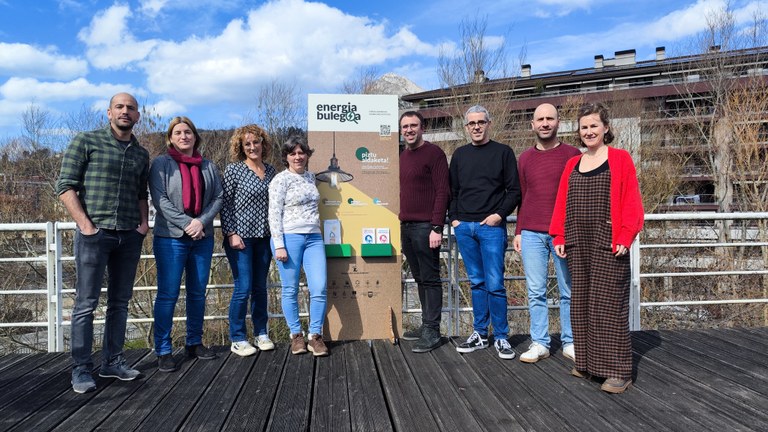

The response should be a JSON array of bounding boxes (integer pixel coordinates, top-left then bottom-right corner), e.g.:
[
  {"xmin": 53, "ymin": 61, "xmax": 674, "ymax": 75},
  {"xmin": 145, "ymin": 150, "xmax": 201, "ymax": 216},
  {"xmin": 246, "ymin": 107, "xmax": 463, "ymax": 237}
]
[{"xmin": 550, "ymin": 103, "xmax": 644, "ymax": 394}]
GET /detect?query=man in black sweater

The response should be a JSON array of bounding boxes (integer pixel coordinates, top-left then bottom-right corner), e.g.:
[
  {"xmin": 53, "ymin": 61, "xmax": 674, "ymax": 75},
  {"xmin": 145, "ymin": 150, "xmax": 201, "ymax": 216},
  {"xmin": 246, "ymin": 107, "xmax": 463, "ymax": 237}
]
[{"xmin": 449, "ymin": 105, "xmax": 520, "ymax": 360}]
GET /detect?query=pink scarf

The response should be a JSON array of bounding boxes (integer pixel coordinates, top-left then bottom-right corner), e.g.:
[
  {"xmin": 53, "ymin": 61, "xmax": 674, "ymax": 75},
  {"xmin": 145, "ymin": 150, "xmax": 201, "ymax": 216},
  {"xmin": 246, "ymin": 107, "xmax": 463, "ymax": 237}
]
[{"xmin": 167, "ymin": 146, "xmax": 203, "ymax": 216}]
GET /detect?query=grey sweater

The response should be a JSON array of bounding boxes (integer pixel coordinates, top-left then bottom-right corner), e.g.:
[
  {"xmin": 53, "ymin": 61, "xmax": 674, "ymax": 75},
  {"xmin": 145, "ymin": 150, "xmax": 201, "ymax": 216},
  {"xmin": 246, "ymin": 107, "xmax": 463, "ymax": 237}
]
[{"xmin": 149, "ymin": 154, "xmax": 223, "ymax": 238}]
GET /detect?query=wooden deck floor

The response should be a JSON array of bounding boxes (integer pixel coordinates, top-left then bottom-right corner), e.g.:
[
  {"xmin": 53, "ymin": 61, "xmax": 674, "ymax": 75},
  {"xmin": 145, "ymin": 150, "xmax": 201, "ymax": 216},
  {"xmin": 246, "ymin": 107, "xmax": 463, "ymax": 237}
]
[{"xmin": 0, "ymin": 327, "xmax": 766, "ymax": 431}]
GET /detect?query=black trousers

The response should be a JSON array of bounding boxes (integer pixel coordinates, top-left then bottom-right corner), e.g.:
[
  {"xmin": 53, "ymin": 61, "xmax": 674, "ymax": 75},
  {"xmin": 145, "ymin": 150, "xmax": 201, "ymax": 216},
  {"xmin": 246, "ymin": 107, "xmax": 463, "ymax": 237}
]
[{"xmin": 401, "ymin": 222, "xmax": 443, "ymax": 331}]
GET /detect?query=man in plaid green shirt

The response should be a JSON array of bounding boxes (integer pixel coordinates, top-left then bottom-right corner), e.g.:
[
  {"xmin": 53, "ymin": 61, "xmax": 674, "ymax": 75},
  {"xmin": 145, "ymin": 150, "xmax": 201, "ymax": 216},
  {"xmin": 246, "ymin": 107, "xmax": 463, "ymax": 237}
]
[{"xmin": 56, "ymin": 92, "xmax": 150, "ymax": 394}]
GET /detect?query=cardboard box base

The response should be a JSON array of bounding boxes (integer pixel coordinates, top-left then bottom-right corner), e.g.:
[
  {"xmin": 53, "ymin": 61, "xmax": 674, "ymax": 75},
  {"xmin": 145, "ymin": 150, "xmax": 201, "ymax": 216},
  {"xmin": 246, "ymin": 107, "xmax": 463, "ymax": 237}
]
[{"xmin": 323, "ymin": 256, "xmax": 402, "ymax": 340}]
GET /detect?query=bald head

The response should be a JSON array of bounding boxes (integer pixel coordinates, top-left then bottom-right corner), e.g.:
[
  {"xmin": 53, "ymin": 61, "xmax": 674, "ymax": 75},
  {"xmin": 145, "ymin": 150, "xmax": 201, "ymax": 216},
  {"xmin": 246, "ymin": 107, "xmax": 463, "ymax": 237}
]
[
  {"xmin": 109, "ymin": 92, "xmax": 138, "ymax": 109},
  {"xmin": 531, "ymin": 103, "xmax": 559, "ymax": 147},
  {"xmin": 107, "ymin": 92, "xmax": 140, "ymax": 137}
]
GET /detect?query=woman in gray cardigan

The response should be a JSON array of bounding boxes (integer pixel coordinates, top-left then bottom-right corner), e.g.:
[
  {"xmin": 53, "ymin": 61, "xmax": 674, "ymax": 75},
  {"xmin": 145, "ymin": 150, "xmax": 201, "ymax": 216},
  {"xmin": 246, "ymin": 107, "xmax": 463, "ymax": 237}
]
[{"xmin": 149, "ymin": 116, "xmax": 223, "ymax": 373}]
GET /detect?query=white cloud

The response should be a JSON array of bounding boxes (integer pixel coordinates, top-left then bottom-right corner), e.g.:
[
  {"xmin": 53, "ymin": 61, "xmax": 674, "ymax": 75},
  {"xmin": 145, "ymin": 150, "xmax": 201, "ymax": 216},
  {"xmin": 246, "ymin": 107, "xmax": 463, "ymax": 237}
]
[
  {"xmin": 522, "ymin": 0, "xmax": 767, "ymax": 73},
  {"xmin": 0, "ymin": 43, "xmax": 87, "ymax": 80},
  {"xmin": 0, "ymin": 99, "xmax": 31, "ymax": 128},
  {"xmin": 533, "ymin": 0, "xmax": 601, "ymax": 17},
  {"xmin": 78, "ymin": 4, "xmax": 158, "ymax": 69},
  {"xmin": 139, "ymin": 0, "xmax": 438, "ymax": 105},
  {"xmin": 146, "ymin": 99, "xmax": 186, "ymax": 117},
  {"xmin": 139, "ymin": 0, "xmax": 170, "ymax": 17},
  {"xmin": 0, "ymin": 77, "xmax": 136, "ymax": 103}
]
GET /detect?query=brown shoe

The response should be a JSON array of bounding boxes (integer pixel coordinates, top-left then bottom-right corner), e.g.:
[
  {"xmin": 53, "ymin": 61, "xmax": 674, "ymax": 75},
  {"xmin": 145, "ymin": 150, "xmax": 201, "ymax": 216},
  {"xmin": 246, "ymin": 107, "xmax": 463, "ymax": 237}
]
[
  {"xmin": 307, "ymin": 334, "xmax": 329, "ymax": 357},
  {"xmin": 290, "ymin": 333, "xmax": 307, "ymax": 355},
  {"xmin": 570, "ymin": 368, "xmax": 592, "ymax": 380},
  {"xmin": 601, "ymin": 378, "xmax": 632, "ymax": 394}
]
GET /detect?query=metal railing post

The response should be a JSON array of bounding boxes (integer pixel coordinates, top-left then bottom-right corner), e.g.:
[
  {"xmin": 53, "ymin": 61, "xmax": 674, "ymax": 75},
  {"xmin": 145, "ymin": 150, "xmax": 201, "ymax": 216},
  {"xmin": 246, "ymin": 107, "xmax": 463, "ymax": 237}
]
[
  {"xmin": 46, "ymin": 222, "xmax": 57, "ymax": 352},
  {"xmin": 629, "ymin": 238, "xmax": 642, "ymax": 331},
  {"xmin": 451, "ymin": 226, "xmax": 460, "ymax": 337},
  {"xmin": 54, "ymin": 223, "xmax": 65, "ymax": 352}
]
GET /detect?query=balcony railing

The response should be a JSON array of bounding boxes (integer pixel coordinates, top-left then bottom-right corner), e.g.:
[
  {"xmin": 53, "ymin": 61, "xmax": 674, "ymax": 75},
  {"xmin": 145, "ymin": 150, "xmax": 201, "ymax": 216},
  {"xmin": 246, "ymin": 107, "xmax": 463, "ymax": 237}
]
[{"xmin": 1, "ymin": 213, "xmax": 767, "ymax": 353}]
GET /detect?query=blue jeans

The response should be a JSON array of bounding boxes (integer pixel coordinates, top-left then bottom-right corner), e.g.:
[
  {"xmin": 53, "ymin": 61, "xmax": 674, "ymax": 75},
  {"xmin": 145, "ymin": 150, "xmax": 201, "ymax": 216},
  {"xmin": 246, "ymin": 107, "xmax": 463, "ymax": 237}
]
[
  {"xmin": 153, "ymin": 235, "xmax": 214, "ymax": 355},
  {"xmin": 225, "ymin": 237, "xmax": 272, "ymax": 341},
  {"xmin": 272, "ymin": 233, "xmax": 327, "ymax": 335},
  {"xmin": 453, "ymin": 221, "xmax": 509, "ymax": 339},
  {"xmin": 520, "ymin": 230, "xmax": 573, "ymax": 348},
  {"xmin": 71, "ymin": 228, "xmax": 144, "ymax": 370},
  {"xmin": 401, "ymin": 222, "xmax": 442, "ymax": 331}
]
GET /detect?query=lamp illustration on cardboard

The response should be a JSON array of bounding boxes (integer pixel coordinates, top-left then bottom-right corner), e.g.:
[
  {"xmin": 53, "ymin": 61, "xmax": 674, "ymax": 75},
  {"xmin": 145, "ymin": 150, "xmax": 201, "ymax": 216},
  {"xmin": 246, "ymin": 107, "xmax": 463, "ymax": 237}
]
[{"xmin": 315, "ymin": 132, "xmax": 353, "ymax": 189}]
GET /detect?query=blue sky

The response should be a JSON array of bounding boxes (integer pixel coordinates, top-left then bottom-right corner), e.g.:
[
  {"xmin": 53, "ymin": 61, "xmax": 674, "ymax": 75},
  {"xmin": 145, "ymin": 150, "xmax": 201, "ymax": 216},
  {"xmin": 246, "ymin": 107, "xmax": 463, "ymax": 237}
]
[{"xmin": 0, "ymin": 0, "xmax": 765, "ymax": 144}]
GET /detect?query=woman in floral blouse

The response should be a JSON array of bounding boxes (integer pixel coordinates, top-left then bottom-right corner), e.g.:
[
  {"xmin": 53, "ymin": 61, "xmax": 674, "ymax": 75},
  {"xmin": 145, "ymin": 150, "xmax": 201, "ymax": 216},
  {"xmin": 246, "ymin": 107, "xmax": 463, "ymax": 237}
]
[{"xmin": 221, "ymin": 125, "xmax": 276, "ymax": 356}]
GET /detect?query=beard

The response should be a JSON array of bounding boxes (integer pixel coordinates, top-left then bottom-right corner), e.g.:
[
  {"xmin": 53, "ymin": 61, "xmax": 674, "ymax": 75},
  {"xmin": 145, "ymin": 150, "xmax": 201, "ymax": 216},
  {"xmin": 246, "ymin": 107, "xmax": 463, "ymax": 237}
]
[{"xmin": 113, "ymin": 118, "xmax": 136, "ymax": 132}]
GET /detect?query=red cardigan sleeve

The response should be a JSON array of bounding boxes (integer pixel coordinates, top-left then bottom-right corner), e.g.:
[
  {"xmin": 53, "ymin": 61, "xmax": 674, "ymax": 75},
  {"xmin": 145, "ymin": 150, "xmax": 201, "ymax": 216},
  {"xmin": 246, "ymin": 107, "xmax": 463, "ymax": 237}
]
[
  {"xmin": 610, "ymin": 148, "xmax": 644, "ymax": 251},
  {"xmin": 549, "ymin": 156, "xmax": 580, "ymax": 246}
]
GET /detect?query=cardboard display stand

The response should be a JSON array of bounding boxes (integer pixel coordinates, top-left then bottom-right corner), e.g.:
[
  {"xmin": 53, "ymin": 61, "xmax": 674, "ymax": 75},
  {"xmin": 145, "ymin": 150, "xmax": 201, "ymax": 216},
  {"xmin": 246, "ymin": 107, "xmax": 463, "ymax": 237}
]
[{"xmin": 308, "ymin": 94, "xmax": 401, "ymax": 341}]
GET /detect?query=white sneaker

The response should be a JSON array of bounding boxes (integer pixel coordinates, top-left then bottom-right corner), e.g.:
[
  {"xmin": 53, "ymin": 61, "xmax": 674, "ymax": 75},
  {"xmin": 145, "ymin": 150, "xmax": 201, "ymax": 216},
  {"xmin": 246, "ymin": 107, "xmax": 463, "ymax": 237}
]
[
  {"xmin": 519, "ymin": 342, "xmax": 550, "ymax": 363},
  {"xmin": 563, "ymin": 343, "xmax": 575, "ymax": 362},
  {"xmin": 256, "ymin": 334, "xmax": 275, "ymax": 351},
  {"xmin": 231, "ymin": 341, "xmax": 257, "ymax": 357}
]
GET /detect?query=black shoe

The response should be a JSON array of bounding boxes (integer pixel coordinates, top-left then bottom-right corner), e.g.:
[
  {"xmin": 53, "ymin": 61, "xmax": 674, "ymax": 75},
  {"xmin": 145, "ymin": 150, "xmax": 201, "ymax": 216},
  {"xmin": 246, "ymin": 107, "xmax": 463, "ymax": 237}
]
[
  {"xmin": 401, "ymin": 326, "xmax": 423, "ymax": 341},
  {"xmin": 456, "ymin": 331, "xmax": 489, "ymax": 353},
  {"xmin": 412, "ymin": 327, "xmax": 442, "ymax": 353},
  {"xmin": 157, "ymin": 354, "xmax": 177, "ymax": 372},
  {"xmin": 186, "ymin": 344, "xmax": 217, "ymax": 360}
]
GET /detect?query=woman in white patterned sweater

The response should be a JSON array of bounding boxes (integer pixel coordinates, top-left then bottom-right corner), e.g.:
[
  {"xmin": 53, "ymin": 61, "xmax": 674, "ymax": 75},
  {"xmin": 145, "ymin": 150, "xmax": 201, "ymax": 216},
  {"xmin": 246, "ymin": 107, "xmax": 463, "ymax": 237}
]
[{"xmin": 268, "ymin": 135, "xmax": 329, "ymax": 356}]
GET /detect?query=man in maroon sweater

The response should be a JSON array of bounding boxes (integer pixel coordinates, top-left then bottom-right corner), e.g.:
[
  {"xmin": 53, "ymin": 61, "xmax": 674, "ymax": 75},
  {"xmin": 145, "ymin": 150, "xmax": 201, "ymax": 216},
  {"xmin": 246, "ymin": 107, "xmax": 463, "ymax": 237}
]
[
  {"xmin": 399, "ymin": 111, "xmax": 450, "ymax": 353},
  {"xmin": 514, "ymin": 103, "xmax": 581, "ymax": 363}
]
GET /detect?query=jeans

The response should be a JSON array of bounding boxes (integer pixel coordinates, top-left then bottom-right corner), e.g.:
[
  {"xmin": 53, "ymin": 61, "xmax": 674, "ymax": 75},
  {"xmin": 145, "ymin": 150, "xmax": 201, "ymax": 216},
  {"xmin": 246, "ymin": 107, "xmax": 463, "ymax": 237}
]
[
  {"xmin": 453, "ymin": 221, "xmax": 509, "ymax": 339},
  {"xmin": 71, "ymin": 228, "xmax": 144, "ymax": 370},
  {"xmin": 272, "ymin": 233, "xmax": 327, "ymax": 335},
  {"xmin": 401, "ymin": 222, "xmax": 442, "ymax": 331},
  {"xmin": 520, "ymin": 230, "xmax": 573, "ymax": 348},
  {"xmin": 225, "ymin": 237, "xmax": 272, "ymax": 341},
  {"xmin": 153, "ymin": 235, "xmax": 214, "ymax": 355}
]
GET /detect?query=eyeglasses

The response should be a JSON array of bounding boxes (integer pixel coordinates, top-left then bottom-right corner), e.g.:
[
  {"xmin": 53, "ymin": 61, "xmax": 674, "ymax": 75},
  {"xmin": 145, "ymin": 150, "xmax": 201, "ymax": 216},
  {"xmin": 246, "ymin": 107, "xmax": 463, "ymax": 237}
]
[{"xmin": 465, "ymin": 120, "xmax": 489, "ymax": 128}]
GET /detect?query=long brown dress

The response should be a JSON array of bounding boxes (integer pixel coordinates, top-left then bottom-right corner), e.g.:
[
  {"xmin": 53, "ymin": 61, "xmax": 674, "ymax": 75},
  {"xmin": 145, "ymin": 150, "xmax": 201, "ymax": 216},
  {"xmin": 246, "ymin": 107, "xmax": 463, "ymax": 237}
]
[{"xmin": 564, "ymin": 160, "xmax": 632, "ymax": 380}]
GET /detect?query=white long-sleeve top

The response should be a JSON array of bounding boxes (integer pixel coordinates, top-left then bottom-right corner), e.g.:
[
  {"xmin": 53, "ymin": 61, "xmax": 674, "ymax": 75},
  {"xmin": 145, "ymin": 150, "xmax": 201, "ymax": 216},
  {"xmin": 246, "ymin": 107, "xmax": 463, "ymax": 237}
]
[{"xmin": 268, "ymin": 169, "xmax": 321, "ymax": 249}]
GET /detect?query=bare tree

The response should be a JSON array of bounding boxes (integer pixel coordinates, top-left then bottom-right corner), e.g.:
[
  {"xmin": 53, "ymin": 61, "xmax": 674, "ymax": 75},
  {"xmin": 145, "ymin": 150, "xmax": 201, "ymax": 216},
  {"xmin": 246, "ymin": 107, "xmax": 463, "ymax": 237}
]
[
  {"xmin": 252, "ymin": 78, "xmax": 306, "ymax": 165},
  {"xmin": 340, "ymin": 66, "xmax": 381, "ymax": 94},
  {"xmin": 435, "ymin": 16, "xmax": 523, "ymax": 153},
  {"xmin": 672, "ymin": 3, "xmax": 767, "ymax": 215}
]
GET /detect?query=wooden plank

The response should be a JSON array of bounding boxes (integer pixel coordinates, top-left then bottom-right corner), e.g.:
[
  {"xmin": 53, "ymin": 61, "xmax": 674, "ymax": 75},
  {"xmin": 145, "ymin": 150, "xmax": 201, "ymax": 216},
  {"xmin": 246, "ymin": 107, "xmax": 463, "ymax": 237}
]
[
  {"xmin": 94, "ymin": 350, "xmax": 200, "ymax": 431},
  {"xmin": 371, "ymin": 339, "xmax": 438, "ymax": 432},
  {"xmin": 470, "ymin": 335, "xmax": 612, "ymax": 432},
  {"xmin": 134, "ymin": 346, "xmax": 229, "ymax": 432},
  {"xmin": 0, "ymin": 354, "xmax": 30, "ymax": 373},
  {"xmin": 396, "ymin": 339, "xmax": 483, "ymax": 431},
  {"xmin": 630, "ymin": 334, "xmax": 767, "ymax": 430},
  {"xmin": 740, "ymin": 326, "xmax": 768, "ymax": 339},
  {"xmin": 0, "ymin": 353, "xmax": 65, "ymax": 394},
  {"xmin": 425, "ymin": 339, "xmax": 525, "ymax": 431},
  {"xmin": 0, "ymin": 352, "xmax": 74, "ymax": 429},
  {"xmin": 533, "ymin": 347, "xmax": 669, "ymax": 432},
  {"xmin": 655, "ymin": 329, "xmax": 768, "ymax": 380},
  {"xmin": 222, "ymin": 344, "xmax": 288, "ymax": 431},
  {"xmin": 631, "ymin": 334, "xmax": 768, "ymax": 415},
  {"xmin": 691, "ymin": 328, "xmax": 768, "ymax": 358},
  {"xmin": 265, "ymin": 345, "xmax": 314, "ymax": 432},
  {"xmin": 344, "ymin": 341, "xmax": 392, "ymax": 432},
  {"xmin": 455, "ymin": 335, "xmax": 559, "ymax": 432},
  {"xmin": 311, "ymin": 342, "xmax": 351, "ymax": 432},
  {"xmin": 180, "ymin": 349, "xmax": 257, "ymax": 432},
  {"xmin": 721, "ymin": 328, "xmax": 768, "ymax": 350},
  {"xmin": 635, "ymin": 331, "xmax": 768, "ymax": 398},
  {"xmin": 16, "ymin": 349, "xmax": 152, "ymax": 432}
]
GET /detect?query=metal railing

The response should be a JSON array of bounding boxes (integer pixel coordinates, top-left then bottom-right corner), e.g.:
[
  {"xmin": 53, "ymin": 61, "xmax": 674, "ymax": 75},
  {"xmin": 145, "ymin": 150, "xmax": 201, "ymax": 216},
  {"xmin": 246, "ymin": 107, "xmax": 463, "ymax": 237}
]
[{"xmin": 1, "ymin": 213, "xmax": 767, "ymax": 352}]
